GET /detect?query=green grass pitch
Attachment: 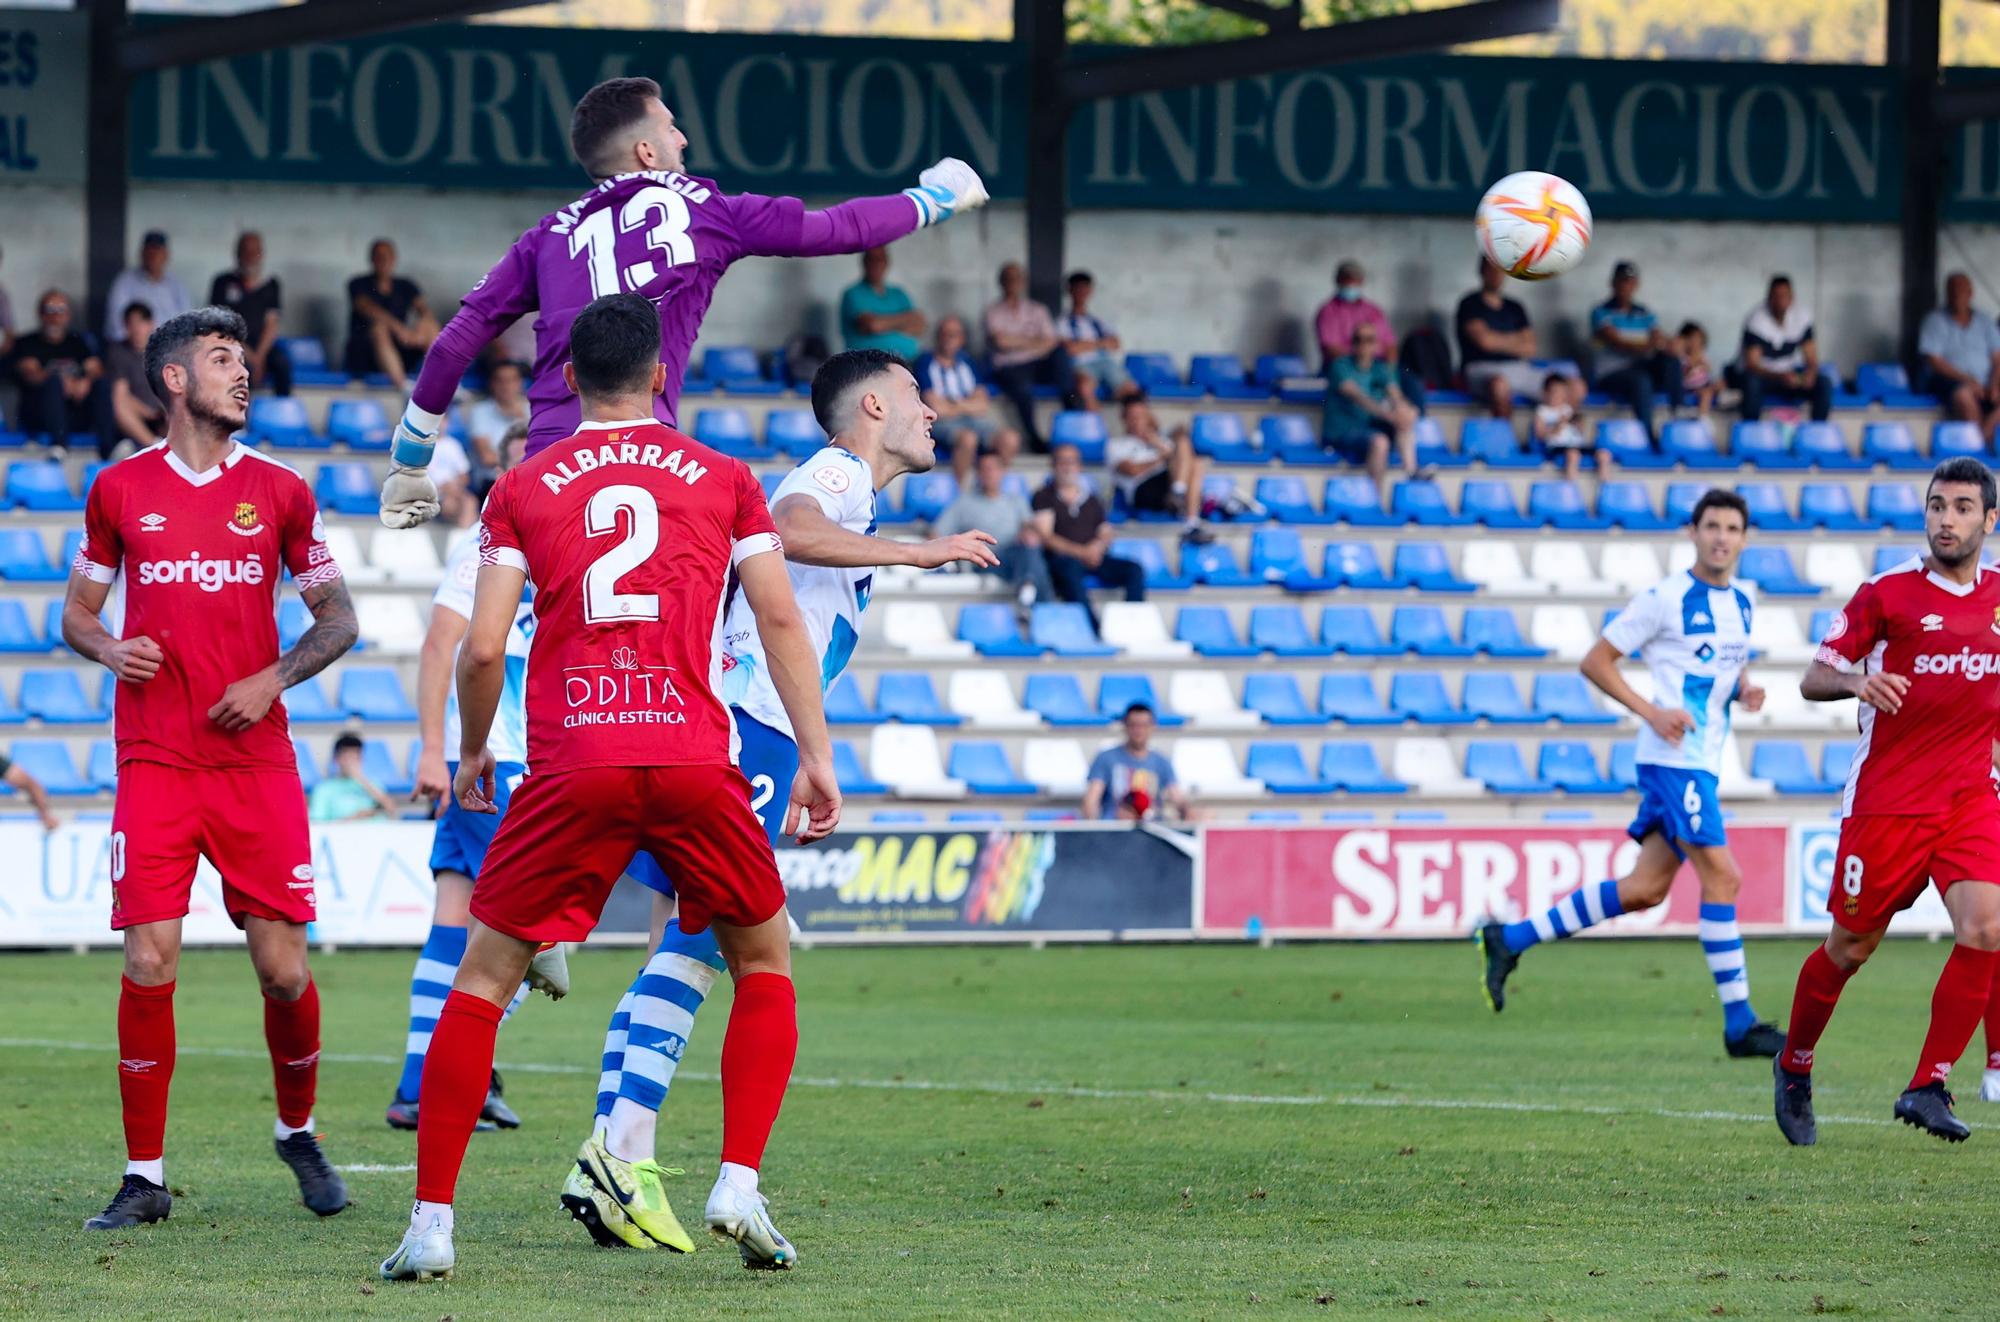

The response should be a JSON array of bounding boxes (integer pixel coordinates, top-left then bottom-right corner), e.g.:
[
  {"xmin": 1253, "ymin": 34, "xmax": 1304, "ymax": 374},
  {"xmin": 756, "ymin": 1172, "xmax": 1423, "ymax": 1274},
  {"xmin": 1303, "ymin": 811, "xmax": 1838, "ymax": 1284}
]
[{"xmin": 3, "ymin": 939, "xmax": 2000, "ymax": 1318}]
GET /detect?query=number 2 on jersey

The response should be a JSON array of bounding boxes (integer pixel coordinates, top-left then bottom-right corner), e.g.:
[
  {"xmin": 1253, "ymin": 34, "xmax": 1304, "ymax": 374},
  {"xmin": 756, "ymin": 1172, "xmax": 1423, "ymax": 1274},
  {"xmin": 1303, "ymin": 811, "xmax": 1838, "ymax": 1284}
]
[
  {"xmin": 569, "ymin": 186, "xmax": 696, "ymax": 298},
  {"xmin": 583, "ymin": 484, "xmax": 661, "ymax": 624}
]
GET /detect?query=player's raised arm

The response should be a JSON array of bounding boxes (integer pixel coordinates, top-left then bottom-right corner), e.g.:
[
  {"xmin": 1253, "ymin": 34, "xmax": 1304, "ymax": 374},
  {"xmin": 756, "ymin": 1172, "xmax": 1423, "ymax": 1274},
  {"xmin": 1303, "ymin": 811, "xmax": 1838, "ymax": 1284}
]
[
  {"xmin": 736, "ymin": 547, "xmax": 841, "ymax": 843},
  {"xmin": 770, "ymin": 491, "xmax": 997, "ymax": 570},
  {"xmin": 1803, "ymin": 579, "xmax": 1904, "ymax": 710},
  {"xmin": 730, "ymin": 158, "xmax": 989, "ymax": 261}
]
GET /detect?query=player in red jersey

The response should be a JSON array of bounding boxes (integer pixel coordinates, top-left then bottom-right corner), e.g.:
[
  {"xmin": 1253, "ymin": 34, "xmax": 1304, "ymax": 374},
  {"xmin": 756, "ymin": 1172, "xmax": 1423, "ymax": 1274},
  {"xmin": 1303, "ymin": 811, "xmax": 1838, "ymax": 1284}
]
[
  {"xmin": 62, "ymin": 307, "xmax": 360, "ymax": 1228},
  {"xmin": 1774, "ymin": 457, "xmax": 2000, "ymax": 1145},
  {"xmin": 380, "ymin": 294, "xmax": 839, "ymax": 1283}
]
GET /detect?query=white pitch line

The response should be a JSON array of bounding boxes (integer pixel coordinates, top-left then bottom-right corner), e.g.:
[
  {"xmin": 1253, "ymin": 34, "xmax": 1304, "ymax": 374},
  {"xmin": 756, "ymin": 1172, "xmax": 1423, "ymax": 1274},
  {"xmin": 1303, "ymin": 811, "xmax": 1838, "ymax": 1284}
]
[
  {"xmin": 334, "ymin": 1164, "xmax": 415, "ymax": 1173},
  {"xmin": 0, "ymin": 1035, "xmax": 1895, "ymax": 1129}
]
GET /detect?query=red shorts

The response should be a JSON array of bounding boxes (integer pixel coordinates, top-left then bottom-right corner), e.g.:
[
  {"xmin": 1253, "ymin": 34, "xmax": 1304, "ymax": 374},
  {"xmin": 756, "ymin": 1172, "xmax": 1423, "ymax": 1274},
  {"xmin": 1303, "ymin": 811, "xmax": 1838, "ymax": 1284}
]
[
  {"xmin": 109, "ymin": 760, "xmax": 315, "ymax": 930},
  {"xmin": 469, "ymin": 763, "xmax": 785, "ymax": 943},
  {"xmin": 1831, "ymin": 793, "xmax": 2000, "ymax": 932}
]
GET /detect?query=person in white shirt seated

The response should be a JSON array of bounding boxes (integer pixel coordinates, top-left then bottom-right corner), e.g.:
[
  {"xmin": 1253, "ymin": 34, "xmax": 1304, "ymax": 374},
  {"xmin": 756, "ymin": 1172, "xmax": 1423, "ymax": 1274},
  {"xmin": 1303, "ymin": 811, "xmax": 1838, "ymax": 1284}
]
[
  {"xmin": 1725, "ymin": 275, "xmax": 1832, "ymax": 422},
  {"xmin": 1105, "ymin": 396, "xmax": 1209, "ymax": 541}
]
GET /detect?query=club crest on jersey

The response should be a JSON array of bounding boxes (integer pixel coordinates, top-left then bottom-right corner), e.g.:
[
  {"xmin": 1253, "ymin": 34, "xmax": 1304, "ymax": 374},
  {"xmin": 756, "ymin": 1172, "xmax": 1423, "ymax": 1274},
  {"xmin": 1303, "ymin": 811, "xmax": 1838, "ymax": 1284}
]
[
  {"xmin": 1821, "ymin": 610, "xmax": 1848, "ymax": 643},
  {"xmin": 1992, "ymin": 606, "xmax": 2000, "ymax": 637},
  {"xmin": 228, "ymin": 501, "xmax": 264, "ymax": 536}
]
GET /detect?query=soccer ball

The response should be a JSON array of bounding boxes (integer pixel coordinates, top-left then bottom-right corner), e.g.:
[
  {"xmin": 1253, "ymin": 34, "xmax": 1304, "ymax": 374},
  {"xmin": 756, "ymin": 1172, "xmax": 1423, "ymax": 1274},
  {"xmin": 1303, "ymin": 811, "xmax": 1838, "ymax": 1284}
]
[{"xmin": 1475, "ymin": 172, "xmax": 1593, "ymax": 281}]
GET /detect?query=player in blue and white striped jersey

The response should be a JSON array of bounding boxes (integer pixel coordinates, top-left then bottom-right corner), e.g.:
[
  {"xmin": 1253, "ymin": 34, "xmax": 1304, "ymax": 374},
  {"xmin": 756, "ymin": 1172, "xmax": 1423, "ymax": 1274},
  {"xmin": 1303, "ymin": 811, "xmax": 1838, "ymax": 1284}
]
[{"xmin": 1477, "ymin": 488, "xmax": 1786, "ymax": 1058}]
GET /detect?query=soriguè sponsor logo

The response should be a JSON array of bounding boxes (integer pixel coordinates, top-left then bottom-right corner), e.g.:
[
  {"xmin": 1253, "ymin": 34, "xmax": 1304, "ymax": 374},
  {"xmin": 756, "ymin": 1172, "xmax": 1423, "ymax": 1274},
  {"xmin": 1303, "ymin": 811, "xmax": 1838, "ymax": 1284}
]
[
  {"xmin": 134, "ymin": 553, "xmax": 265, "ymax": 592},
  {"xmin": 1911, "ymin": 649, "xmax": 2000, "ymax": 680}
]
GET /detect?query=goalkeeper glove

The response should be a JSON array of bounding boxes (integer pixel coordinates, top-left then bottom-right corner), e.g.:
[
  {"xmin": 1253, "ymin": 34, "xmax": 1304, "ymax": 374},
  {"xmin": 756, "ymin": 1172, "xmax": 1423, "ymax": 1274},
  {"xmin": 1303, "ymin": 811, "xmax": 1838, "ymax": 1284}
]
[
  {"xmin": 379, "ymin": 403, "xmax": 444, "ymax": 529},
  {"xmin": 904, "ymin": 157, "xmax": 989, "ymax": 228}
]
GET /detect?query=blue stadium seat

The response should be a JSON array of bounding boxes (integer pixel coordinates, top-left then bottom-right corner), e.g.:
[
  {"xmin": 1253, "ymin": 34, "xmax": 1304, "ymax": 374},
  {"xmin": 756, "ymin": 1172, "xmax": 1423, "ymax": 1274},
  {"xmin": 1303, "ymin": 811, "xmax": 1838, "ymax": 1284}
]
[
  {"xmin": 1596, "ymin": 417, "xmax": 1668, "ymax": 469},
  {"xmin": 1257, "ymin": 414, "xmax": 1316, "ymax": 464},
  {"xmin": 315, "ymin": 462, "xmax": 379, "ymax": 516},
  {"xmin": 1934, "ymin": 420, "xmax": 1989, "ymax": 459},
  {"xmin": 1321, "ymin": 541, "xmax": 1394, "ymax": 590},
  {"xmin": 877, "ymin": 672, "xmax": 961, "ymax": 725},
  {"xmin": 1320, "ymin": 605, "xmax": 1398, "ymax": 656},
  {"xmin": 1460, "ymin": 480, "xmax": 1535, "ymax": 529},
  {"xmin": 1319, "ymin": 741, "xmax": 1408, "ymax": 793},
  {"xmin": 1863, "ymin": 422, "xmax": 1928, "ymax": 470},
  {"xmin": 1663, "ymin": 482, "xmax": 1704, "ymax": 526},
  {"xmin": 1798, "ymin": 483, "xmax": 1871, "ymax": 532},
  {"xmin": 760, "ymin": 472, "xmax": 784, "ymax": 503},
  {"xmin": 1866, "ymin": 482, "xmax": 1923, "ymax": 532},
  {"xmin": 327, "ymin": 398, "xmax": 391, "ymax": 450},
  {"xmin": 949, "ymin": 742, "xmax": 1037, "ymax": 794},
  {"xmin": 1245, "ymin": 741, "xmax": 1332, "ymax": 793},
  {"xmin": 1025, "ymin": 809, "xmax": 1078, "ymax": 823},
  {"xmin": 1467, "ymin": 741, "xmax": 1552, "ymax": 794},
  {"xmin": 1389, "ymin": 672, "xmax": 1467, "ymax": 724},
  {"xmin": 1795, "ymin": 421, "xmax": 1866, "ymax": 470},
  {"xmin": 0, "ymin": 600, "xmax": 43, "ymax": 652},
  {"xmin": 1737, "ymin": 482, "xmax": 1805, "ymax": 531},
  {"xmin": 1822, "ymin": 740, "xmax": 1856, "ymax": 787},
  {"xmin": 1249, "ymin": 528, "xmax": 1312, "ymax": 582},
  {"xmin": 1244, "ymin": 673, "xmax": 1327, "ymax": 726},
  {"xmin": 1049, "ymin": 411, "xmax": 1108, "ymax": 464},
  {"xmin": 1731, "ymin": 421, "xmax": 1802, "ymax": 470},
  {"xmin": 88, "ymin": 739, "xmax": 116, "ymax": 789},
  {"xmin": 1183, "ymin": 541, "xmax": 1260, "ymax": 588},
  {"xmin": 1391, "ymin": 542, "xmax": 1475, "ymax": 592},
  {"xmin": 1463, "ymin": 607, "xmax": 1547, "ymax": 658},
  {"xmin": 1737, "ymin": 546, "xmax": 1819, "ymax": 596},
  {"xmin": 1177, "ymin": 606, "xmax": 1257, "ymax": 657},
  {"xmin": 1318, "ymin": 673, "xmax": 1398, "ymax": 725},
  {"xmin": 1254, "ymin": 353, "xmax": 1308, "ymax": 392},
  {"xmin": 6, "ymin": 462, "xmax": 81, "ymax": 511},
  {"xmin": 1254, "ymin": 476, "xmax": 1328, "ymax": 525},
  {"xmin": 1197, "ymin": 474, "xmax": 1247, "ymax": 523},
  {"xmin": 277, "ymin": 597, "xmax": 313, "ymax": 651},
  {"xmin": 1597, "ymin": 481, "xmax": 1671, "ymax": 531},
  {"xmin": 1528, "ymin": 480, "xmax": 1608, "ymax": 530},
  {"xmin": 1124, "ymin": 352, "xmax": 1202, "ymax": 400},
  {"xmin": 1810, "ymin": 607, "xmax": 1841, "ymax": 642},
  {"xmin": 1390, "ymin": 605, "xmax": 1477, "ymax": 658},
  {"xmin": 1024, "ymin": 673, "xmax": 1102, "ymax": 726},
  {"xmin": 280, "ymin": 337, "xmax": 345, "ymax": 388},
  {"xmin": 1539, "ymin": 741, "xmax": 1620, "ymax": 793},
  {"xmin": 1190, "ymin": 353, "xmax": 1265, "ymax": 400},
  {"xmin": 247, "ymin": 395, "xmax": 321, "ymax": 449},
  {"xmin": 21, "ymin": 669, "xmax": 103, "ymax": 723},
  {"xmin": 1194, "ymin": 413, "xmax": 1261, "ymax": 463},
  {"xmin": 1249, "ymin": 810, "xmax": 1301, "ymax": 824},
  {"xmin": 825, "ymin": 673, "xmax": 880, "ymax": 724},
  {"xmin": 1250, "ymin": 605, "xmax": 1334, "ymax": 657},
  {"xmin": 339, "ymin": 668, "xmax": 417, "ymax": 721},
  {"xmin": 282, "ymin": 676, "xmax": 341, "ymax": 723},
  {"xmin": 765, "ymin": 409, "xmax": 824, "ymax": 458},
  {"xmin": 958, "ymin": 604, "xmax": 1041, "ymax": 657},
  {"xmin": 949, "ymin": 811, "xmax": 1004, "ymax": 824},
  {"xmin": 706, "ymin": 346, "xmax": 784, "ymax": 394},
  {"xmin": 1661, "ymin": 419, "xmax": 1729, "ymax": 470},
  {"xmin": 1855, "ymin": 362, "xmax": 1909, "ymax": 402},
  {"xmin": 1324, "ymin": 476, "xmax": 1399, "ymax": 527},
  {"xmin": 1752, "ymin": 740, "xmax": 1831, "ymax": 795},
  {"xmin": 1869, "ymin": 546, "xmax": 1922, "ymax": 576},
  {"xmin": 1107, "ymin": 538, "xmax": 1191, "ymax": 590},
  {"xmin": 899, "ymin": 471, "xmax": 957, "ymax": 523},
  {"xmin": 0, "ymin": 529, "xmax": 60, "ymax": 581},
  {"xmin": 1531, "ymin": 673, "xmax": 1618, "ymax": 725},
  {"xmin": 1609, "ymin": 742, "xmax": 1639, "ymax": 791},
  {"xmin": 872, "ymin": 811, "xmax": 926, "ymax": 825},
  {"xmin": 1391, "ymin": 481, "xmax": 1468, "ymax": 526},
  {"xmin": 1412, "ymin": 416, "xmax": 1455, "ymax": 469},
  {"xmin": 1099, "ymin": 674, "xmax": 1181, "ymax": 725},
  {"xmin": 59, "ymin": 530, "xmax": 82, "ymax": 572},
  {"xmin": 293, "ymin": 738, "xmax": 321, "ymax": 791},
  {"xmin": 357, "ymin": 738, "xmax": 413, "ymax": 796},
  {"xmin": 1461, "ymin": 417, "xmax": 1535, "ymax": 468},
  {"xmin": 42, "ymin": 600, "xmax": 65, "ymax": 651},
  {"xmin": 10, "ymin": 739, "xmax": 93, "ymax": 795},
  {"xmin": 834, "ymin": 740, "xmax": 888, "ymax": 794},
  {"xmin": 690, "ymin": 407, "xmax": 769, "ymax": 459},
  {"xmin": 1030, "ymin": 604, "xmax": 1117, "ymax": 658},
  {"xmin": 1463, "ymin": 672, "xmax": 1539, "ymax": 724}
]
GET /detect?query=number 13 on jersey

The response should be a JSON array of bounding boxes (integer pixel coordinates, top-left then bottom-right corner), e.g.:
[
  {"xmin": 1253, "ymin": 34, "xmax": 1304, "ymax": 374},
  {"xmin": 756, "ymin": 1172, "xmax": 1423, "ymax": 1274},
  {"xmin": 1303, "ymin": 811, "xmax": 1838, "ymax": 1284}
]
[{"xmin": 569, "ymin": 185, "xmax": 697, "ymax": 298}]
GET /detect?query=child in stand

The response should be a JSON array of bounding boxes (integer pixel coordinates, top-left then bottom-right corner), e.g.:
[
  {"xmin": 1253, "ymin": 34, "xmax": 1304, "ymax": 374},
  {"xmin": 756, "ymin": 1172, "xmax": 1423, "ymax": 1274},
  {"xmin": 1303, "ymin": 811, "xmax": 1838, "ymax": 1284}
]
[
  {"xmin": 1534, "ymin": 372, "xmax": 1612, "ymax": 483},
  {"xmin": 1677, "ymin": 321, "xmax": 1719, "ymax": 417}
]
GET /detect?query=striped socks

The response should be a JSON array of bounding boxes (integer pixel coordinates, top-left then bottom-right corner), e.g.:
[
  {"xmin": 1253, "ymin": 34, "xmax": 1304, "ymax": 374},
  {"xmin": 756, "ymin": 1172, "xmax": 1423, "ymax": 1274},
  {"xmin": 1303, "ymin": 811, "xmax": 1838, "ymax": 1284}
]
[
  {"xmin": 396, "ymin": 924, "xmax": 529, "ymax": 1104},
  {"xmin": 1501, "ymin": 879, "xmax": 1624, "ymax": 954},
  {"xmin": 595, "ymin": 921, "xmax": 728, "ymax": 1160},
  {"xmin": 1699, "ymin": 902, "xmax": 1760, "ymax": 1041}
]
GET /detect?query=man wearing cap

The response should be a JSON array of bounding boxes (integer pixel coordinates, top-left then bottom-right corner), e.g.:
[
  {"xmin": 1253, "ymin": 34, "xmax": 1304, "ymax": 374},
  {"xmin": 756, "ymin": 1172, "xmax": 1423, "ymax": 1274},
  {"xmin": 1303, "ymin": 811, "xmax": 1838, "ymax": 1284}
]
[
  {"xmin": 104, "ymin": 232, "xmax": 191, "ymax": 345},
  {"xmin": 1589, "ymin": 260, "xmax": 1683, "ymax": 442}
]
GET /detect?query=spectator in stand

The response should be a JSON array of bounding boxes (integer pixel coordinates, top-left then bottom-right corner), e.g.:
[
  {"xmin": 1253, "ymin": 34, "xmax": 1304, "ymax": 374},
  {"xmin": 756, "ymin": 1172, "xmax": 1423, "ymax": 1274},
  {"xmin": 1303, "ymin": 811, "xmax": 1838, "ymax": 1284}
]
[
  {"xmin": 462, "ymin": 358, "xmax": 530, "ymax": 489},
  {"xmin": 1919, "ymin": 272, "xmax": 2000, "ymax": 441},
  {"xmin": 1082, "ymin": 703, "xmax": 1191, "ymax": 822},
  {"xmin": 104, "ymin": 230, "xmax": 190, "ymax": 345},
  {"xmin": 208, "ymin": 231, "xmax": 291, "ymax": 396},
  {"xmin": 9, "ymin": 289, "xmax": 111, "ymax": 452},
  {"xmin": 839, "ymin": 245, "xmax": 925, "ymax": 360},
  {"xmin": 915, "ymin": 315, "xmax": 1020, "ymax": 484},
  {"xmin": 1323, "ymin": 322, "xmax": 1428, "ymax": 485},
  {"xmin": 1059, "ymin": 270, "xmax": 1138, "ymax": 407},
  {"xmin": 0, "ymin": 748, "xmax": 61, "ymax": 832},
  {"xmin": 1676, "ymin": 322, "xmax": 1719, "ymax": 417},
  {"xmin": 0, "ymin": 241, "xmax": 14, "ymax": 357},
  {"xmin": 985, "ymin": 260, "xmax": 1080, "ymax": 451},
  {"xmin": 1727, "ymin": 274, "xmax": 1832, "ymax": 422},
  {"xmin": 1316, "ymin": 259, "xmax": 1393, "ymax": 368},
  {"xmin": 308, "ymin": 733, "xmax": 401, "ymax": 822},
  {"xmin": 933, "ymin": 449, "xmax": 1052, "ymax": 613},
  {"xmin": 1457, "ymin": 257, "xmax": 1541, "ymax": 420},
  {"xmin": 345, "ymin": 238, "xmax": 440, "ymax": 391},
  {"xmin": 1032, "ymin": 442, "xmax": 1145, "ymax": 630},
  {"xmin": 1107, "ymin": 396, "xmax": 1210, "ymax": 541},
  {"xmin": 1589, "ymin": 261, "xmax": 1683, "ymax": 440},
  {"xmin": 105, "ymin": 303, "xmax": 166, "ymax": 453},
  {"xmin": 1534, "ymin": 373, "xmax": 1611, "ymax": 483}
]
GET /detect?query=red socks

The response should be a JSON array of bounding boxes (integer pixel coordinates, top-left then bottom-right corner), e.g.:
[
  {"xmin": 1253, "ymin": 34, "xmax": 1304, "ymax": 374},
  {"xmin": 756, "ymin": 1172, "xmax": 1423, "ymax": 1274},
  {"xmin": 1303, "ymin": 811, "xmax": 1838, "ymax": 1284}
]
[
  {"xmin": 1781, "ymin": 946, "xmax": 1854, "ymax": 1074},
  {"xmin": 1910, "ymin": 945, "xmax": 2000, "ymax": 1091},
  {"xmin": 719, "ymin": 972, "xmax": 797, "ymax": 1170},
  {"xmin": 415, "ymin": 990, "xmax": 505, "ymax": 1204},
  {"xmin": 117, "ymin": 976, "xmax": 176, "ymax": 1162},
  {"xmin": 264, "ymin": 979, "xmax": 321, "ymax": 1129},
  {"xmin": 1985, "ymin": 956, "xmax": 2000, "ymax": 1071}
]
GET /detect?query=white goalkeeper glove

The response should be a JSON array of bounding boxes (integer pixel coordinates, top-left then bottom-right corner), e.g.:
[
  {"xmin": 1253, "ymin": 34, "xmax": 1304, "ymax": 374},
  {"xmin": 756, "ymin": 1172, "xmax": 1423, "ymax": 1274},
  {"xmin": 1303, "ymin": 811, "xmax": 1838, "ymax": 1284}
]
[
  {"xmin": 380, "ymin": 404, "xmax": 444, "ymax": 529},
  {"xmin": 905, "ymin": 157, "xmax": 989, "ymax": 228}
]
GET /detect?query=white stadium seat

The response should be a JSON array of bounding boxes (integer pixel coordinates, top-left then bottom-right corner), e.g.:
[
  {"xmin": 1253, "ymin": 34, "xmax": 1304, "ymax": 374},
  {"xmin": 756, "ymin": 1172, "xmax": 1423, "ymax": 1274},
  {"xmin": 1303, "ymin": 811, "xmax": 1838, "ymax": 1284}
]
[
  {"xmin": 1803, "ymin": 543, "xmax": 1867, "ymax": 598},
  {"xmin": 1529, "ymin": 540, "xmax": 1613, "ymax": 596},
  {"xmin": 372, "ymin": 528, "xmax": 445, "ymax": 588},
  {"xmin": 1748, "ymin": 605, "xmax": 1815, "ymax": 664},
  {"xmin": 1717, "ymin": 732, "xmax": 1775, "ymax": 799},
  {"xmin": 324, "ymin": 526, "xmax": 384, "ymax": 585},
  {"xmin": 1167, "ymin": 670, "xmax": 1260, "ymax": 729},
  {"xmin": 947, "ymin": 671, "xmax": 1039, "ymax": 729},
  {"xmin": 1169, "ymin": 737, "xmax": 1263, "ymax": 797},
  {"xmin": 1530, "ymin": 604, "xmax": 1598, "ymax": 661},
  {"xmin": 355, "ymin": 595, "xmax": 427, "ymax": 654},
  {"xmin": 1458, "ymin": 539, "xmax": 1545, "ymax": 596},
  {"xmin": 1599, "ymin": 542, "xmax": 1665, "ymax": 597},
  {"xmin": 882, "ymin": 602, "xmax": 973, "ymax": 660},
  {"xmin": 1392, "ymin": 737, "xmax": 1483, "ymax": 797},
  {"xmin": 868, "ymin": 724, "xmax": 966, "ymax": 799},
  {"xmin": 1099, "ymin": 602, "xmax": 1191, "ymax": 659},
  {"xmin": 1666, "ymin": 542, "xmax": 1696, "ymax": 577},
  {"xmin": 1023, "ymin": 738, "xmax": 1090, "ymax": 796}
]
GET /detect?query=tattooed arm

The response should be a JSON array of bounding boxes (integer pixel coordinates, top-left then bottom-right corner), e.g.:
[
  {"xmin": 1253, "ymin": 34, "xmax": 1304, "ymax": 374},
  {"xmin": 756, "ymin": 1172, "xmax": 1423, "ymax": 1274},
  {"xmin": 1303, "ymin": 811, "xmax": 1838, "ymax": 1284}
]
[{"xmin": 209, "ymin": 577, "xmax": 360, "ymax": 732}]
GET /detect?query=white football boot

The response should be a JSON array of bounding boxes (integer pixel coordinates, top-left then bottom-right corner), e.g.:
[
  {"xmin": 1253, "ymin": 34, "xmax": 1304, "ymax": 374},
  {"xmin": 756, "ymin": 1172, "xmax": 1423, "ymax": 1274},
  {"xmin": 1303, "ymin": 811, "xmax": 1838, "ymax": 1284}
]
[{"xmin": 705, "ymin": 1176, "xmax": 796, "ymax": 1270}]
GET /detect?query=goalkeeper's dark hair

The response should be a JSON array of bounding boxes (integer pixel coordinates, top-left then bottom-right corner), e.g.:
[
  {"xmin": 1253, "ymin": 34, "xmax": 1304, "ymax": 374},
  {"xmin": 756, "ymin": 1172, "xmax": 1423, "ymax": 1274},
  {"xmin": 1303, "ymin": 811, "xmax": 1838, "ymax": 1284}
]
[
  {"xmin": 567, "ymin": 293, "xmax": 661, "ymax": 399},
  {"xmin": 1930, "ymin": 456, "xmax": 1998, "ymax": 511},
  {"xmin": 145, "ymin": 305, "xmax": 248, "ymax": 405},
  {"xmin": 571, "ymin": 77, "xmax": 663, "ymax": 178},
  {"xmin": 1688, "ymin": 488, "xmax": 1749, "ymax": 530},
  {"xmin": 811, "ymin": 349, "xmax": 908, "ymax": 436}
]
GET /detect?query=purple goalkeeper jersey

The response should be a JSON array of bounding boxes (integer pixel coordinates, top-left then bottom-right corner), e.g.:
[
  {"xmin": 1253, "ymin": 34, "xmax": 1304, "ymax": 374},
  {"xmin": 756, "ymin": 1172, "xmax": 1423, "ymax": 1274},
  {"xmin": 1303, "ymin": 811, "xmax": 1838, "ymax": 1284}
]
[{"xmin": 411, "ymin": 170, "xmax": 921, "ymax": 455}]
